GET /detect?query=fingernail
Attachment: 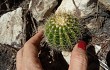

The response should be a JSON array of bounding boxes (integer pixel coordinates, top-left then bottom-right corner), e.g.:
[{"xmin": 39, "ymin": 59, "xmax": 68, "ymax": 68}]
[{"xmin": 78, "ymin": 40, "xmax": 87, "ymax": 51}]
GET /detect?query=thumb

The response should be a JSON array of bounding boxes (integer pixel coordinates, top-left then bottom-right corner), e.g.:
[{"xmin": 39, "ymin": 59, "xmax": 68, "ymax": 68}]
[{"xmin": 69, "ymin": 40, "xmax": 88, "ymax": 70}]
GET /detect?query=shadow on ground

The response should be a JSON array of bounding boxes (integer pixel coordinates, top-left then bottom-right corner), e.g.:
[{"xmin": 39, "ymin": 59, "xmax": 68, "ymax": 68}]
[{"xmin": 87, "ymin": 45, "xmax": 100, "ymax": 70}]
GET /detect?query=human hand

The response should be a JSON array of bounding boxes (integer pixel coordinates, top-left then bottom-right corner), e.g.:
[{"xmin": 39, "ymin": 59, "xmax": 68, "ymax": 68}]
[
  {"xmin": 16, "ymin": 30, "xmax": 88, "ymax": 70},
  {"xmin": 16, "ymin": 31, "xmax": 44, "ymax": 70},
  {"xmin": 69, "ymin": 40, "xmax": 88, "ymax": 70}
]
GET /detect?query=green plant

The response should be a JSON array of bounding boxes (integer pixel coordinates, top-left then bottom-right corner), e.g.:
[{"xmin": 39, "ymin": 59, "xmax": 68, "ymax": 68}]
[{"xmin": 44, "ymin": 13, "xmax": 82, "ymax": 51}]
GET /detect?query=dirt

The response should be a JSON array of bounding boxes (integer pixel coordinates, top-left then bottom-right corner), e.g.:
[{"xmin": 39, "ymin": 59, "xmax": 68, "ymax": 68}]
[
  {"xmin": 0, "ymin": 0, "xmax": 26, "ymax": 16},
  {"xmin": 0, "ymin": 44, "xmax": 17, "ymax": 70}
]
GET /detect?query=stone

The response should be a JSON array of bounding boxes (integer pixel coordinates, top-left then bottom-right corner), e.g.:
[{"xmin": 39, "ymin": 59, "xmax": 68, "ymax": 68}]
[
  {"xmin": 0, "ymin": 7, "xmax": 25, "ymax": 48},
  {"xmin": 99, "ymin": 0, "xmax": 110, "ymax": 11},
  {"xmin": 55, "ymin": 0, "xmax": 95, "ymax": 18},
  {"xmin": 62, "ymin": 51, "xmax": 71, "ymax": 64},
  {"xmin": 31, "ymin": 0, "xmax": 58, "ymax": 21},
  {"xmin": 86, "ymin": 17, "xmax": 104, "ymax": 29}
]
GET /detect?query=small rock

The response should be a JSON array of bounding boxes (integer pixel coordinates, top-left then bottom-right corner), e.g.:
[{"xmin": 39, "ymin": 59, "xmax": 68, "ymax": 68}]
[
  {"xmin": 94, "ymin": 45, "xmax": 101, "ymax": 54},
  {"xmin": 31, "ymin": 0, "xmax": 58, "ymax": 21},
  {"xmin": 99, "ymin": 0, "xmax": 110, "ymax": 11},
  {"xmin": 62, "ymin": 51, "xmax": 71, "ymax": 64},
  {"xmin": 56, "ymin": 0, "xmax": 95, "ymax": 18},
  {"xmin": 0, "ymin": 7, "xmax": 24, "ymax": 48},
  {"xmin": 86, "ymin": 17, "xmax": 104, "ymax": 29}
]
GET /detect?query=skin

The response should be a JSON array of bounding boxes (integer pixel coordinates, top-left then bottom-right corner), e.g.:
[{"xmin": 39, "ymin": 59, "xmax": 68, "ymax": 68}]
[
  {"xmin": 69, "ymin": 44, "xmax": 88, "ymax": 70},
  {"xmin": 16, "ymin": 30, "xmax": 88, "ymax": 70},
  {"xmin": 16, "ymin": 30, "xmax": 43, "ymax": 70}
]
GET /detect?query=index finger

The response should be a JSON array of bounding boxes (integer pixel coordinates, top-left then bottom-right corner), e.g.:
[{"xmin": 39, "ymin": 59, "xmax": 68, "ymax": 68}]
[
  {"xmin": 26, "ymin": 30, "xmax": 44, "ymax": 46},
  {"xmin": 23, "ymin": 30, "xmax": 44, "ymax": 57}
]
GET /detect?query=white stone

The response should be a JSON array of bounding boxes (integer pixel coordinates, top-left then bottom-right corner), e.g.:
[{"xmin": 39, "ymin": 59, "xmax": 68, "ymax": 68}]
[
  {"xmin": 94, "ymin": 45, "xmax": 101, "ymax": 54},
  {"xmin": 0, "ymin": 7, "xmax": 24, "ymax": 48},
  {"xmin": 56, "ymin": 0, "xmax": 93, "ymax": 17},
  {"xmin": 62, "ymin": 51, "xmax": 71, "ymax": 64}
]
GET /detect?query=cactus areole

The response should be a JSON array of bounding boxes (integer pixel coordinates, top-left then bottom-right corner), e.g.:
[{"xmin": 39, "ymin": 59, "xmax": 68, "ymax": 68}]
[{"xmin": 44, "ymin": 13, "xmax": 82, "ymax": 51}]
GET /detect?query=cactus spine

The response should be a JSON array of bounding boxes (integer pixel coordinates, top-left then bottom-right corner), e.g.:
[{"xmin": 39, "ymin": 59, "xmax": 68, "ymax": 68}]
[{"xmin": 45, "ymin": 13, "xmax": 81, "ymax": 51}]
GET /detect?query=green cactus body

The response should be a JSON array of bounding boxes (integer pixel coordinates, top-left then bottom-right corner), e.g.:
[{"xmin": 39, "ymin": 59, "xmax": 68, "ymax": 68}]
[{"xmin": 45, "ymin": 13, "xmax": 82, "ymax": 51}]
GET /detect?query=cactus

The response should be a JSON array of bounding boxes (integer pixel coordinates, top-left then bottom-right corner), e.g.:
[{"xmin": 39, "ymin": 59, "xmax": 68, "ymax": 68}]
[{"xmin": 44, "ymin": 13, "xmax": 82, "ymax": 51}]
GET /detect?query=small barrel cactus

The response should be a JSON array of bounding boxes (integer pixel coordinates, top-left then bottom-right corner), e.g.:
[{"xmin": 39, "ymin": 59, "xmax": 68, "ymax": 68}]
[{"xmin": 44, "ymin": 13, "xmax": 82, "ymax": 51}]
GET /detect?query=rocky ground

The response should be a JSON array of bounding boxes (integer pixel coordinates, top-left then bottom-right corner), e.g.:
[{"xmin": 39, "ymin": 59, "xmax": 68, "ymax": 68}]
[
  {"xmin": 0, "ymin": 44, "xmax": 17, "ymax": 70},
  {"xmin": 0, "ymin": 0, "xmax": 110, "ymax": 70}
]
